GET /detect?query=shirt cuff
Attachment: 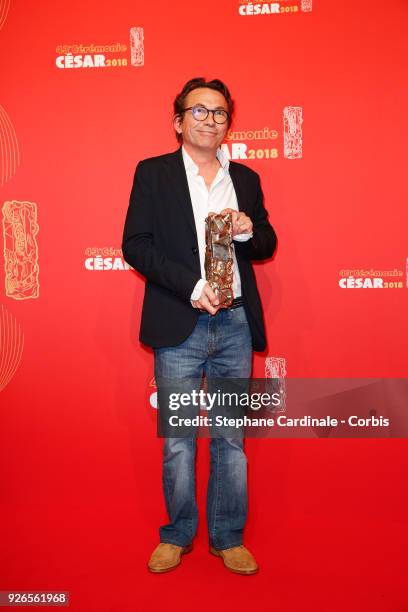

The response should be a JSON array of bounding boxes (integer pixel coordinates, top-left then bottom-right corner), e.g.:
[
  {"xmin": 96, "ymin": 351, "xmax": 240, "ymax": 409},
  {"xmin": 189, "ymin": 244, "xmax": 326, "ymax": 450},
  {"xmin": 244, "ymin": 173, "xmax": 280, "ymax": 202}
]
[
  {"xmin": 190, "ymin": 278, "xmax": 207, "ymax": 304},
  {"xmin": 233, "ymin": 232, "xmax": 253, "ymax": 242}
]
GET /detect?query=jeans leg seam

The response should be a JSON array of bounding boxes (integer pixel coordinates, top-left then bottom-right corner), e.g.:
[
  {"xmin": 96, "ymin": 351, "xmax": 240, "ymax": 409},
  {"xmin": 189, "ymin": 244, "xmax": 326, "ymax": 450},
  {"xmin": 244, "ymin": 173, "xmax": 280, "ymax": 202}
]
[
  {"xmin": 190, "ymin": 436, "xmax": 195, "ymax": 540},
  {"xmin": 163, "ymin": 455, "xmax": 172, "ymax": 518},
  {"xmin": 211, "ymin": 437, "xmax": 222, "ymax": 548}
]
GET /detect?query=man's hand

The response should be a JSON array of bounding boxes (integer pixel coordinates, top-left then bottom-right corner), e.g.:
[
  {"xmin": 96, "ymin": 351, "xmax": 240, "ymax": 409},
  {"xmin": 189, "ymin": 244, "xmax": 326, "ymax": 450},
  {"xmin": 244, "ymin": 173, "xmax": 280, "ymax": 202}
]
[
  {"xmin": 191, "ymin": 282, "xmax": 220, "ymax": 315},
  {"xmin": 219, "ymin": 208, "xmax": 253, "ymax": 237}
]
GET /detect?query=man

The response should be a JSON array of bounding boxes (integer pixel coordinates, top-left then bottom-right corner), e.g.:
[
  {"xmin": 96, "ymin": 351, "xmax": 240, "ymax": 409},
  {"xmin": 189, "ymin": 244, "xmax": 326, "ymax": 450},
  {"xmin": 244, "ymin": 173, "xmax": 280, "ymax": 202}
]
[{"xmin": 122, "ymin": 77, "xmax": 277, "ymax": 575}]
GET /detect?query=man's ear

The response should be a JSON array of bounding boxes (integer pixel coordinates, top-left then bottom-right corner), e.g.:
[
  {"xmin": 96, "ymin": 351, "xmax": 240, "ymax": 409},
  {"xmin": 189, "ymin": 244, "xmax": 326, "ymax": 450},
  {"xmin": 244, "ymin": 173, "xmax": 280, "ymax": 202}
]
[{"xmin": 173, "ymin": 114, "xmax": 183, "ymax": 136}]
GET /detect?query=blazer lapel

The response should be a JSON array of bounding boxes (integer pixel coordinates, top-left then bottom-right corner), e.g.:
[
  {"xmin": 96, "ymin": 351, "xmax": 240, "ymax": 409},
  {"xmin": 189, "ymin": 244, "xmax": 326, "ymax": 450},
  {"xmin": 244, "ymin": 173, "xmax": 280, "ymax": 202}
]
[
  {"xmin": 165, "ymin": 147, "xmax": 198, "ymax": 241},
  {"xmin": 228, "ymin": 162, "xmax": 249, "ymax": 216}
]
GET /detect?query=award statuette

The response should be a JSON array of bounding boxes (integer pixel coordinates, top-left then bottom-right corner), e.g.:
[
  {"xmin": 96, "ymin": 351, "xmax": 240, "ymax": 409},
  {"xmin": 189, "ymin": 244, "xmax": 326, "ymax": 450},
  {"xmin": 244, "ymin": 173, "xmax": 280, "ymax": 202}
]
[{"xmin": 204, "ymin": 213, "xmax": 234, "ymax": 307}]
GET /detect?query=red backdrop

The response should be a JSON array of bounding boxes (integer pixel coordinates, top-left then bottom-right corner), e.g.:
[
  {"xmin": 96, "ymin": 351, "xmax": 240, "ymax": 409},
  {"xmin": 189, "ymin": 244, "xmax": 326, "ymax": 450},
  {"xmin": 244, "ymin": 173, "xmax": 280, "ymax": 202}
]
[{"xmin": 1, "ymin": 0, "xmax": 407, "ymax": 610}]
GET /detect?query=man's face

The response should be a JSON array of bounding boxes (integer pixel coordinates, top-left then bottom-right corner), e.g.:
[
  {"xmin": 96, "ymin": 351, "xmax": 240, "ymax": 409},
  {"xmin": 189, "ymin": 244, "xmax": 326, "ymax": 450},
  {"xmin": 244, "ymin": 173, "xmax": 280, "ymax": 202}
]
[{"xmin": 174, "ymin": 87, "xmax": 229, "ymax": 152}]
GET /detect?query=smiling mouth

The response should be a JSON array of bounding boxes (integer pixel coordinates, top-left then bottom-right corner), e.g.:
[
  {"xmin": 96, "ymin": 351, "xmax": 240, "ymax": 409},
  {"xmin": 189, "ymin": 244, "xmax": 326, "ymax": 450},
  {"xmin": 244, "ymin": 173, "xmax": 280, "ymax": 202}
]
[{"xmin": 199, "ymin": 131, "xmax": 216, "ymax": 135}]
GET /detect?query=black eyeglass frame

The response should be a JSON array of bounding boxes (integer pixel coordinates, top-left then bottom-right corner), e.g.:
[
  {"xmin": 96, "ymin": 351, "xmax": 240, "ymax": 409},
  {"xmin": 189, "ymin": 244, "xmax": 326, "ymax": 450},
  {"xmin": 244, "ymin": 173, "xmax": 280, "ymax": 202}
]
[{"xmin": 180, "ymin": 104, "xmax": 230, "ymax": 124}]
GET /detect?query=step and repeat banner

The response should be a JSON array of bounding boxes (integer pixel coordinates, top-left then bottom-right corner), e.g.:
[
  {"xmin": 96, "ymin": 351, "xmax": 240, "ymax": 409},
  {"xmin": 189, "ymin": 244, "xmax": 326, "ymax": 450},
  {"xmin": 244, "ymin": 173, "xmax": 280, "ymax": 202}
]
[{"xmin": 1, "ymin": 0, "xmax": 407, "ymax": 600}]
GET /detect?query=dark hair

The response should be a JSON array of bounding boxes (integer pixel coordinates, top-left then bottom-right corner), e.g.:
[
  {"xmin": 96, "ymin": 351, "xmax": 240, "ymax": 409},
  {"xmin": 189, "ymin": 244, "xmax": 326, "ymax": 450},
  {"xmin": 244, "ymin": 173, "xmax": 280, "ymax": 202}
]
[{"xmin": 173, "ymin": 77, "xmax": 234, "ymax": 143}]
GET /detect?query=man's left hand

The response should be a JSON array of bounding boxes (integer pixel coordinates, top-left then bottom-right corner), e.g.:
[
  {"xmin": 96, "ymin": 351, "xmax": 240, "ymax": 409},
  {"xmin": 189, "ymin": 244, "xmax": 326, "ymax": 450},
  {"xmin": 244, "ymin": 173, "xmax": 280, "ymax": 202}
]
[{"xmin": 219, "ymin": 208, "xmax": 253, "ymax": 237}]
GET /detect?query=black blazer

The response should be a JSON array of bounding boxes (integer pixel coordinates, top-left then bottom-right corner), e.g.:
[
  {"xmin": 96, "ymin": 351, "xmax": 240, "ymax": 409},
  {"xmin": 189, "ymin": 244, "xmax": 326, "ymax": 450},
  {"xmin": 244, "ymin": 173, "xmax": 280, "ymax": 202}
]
[{"xmin": 122, "ymin": 146, "xmax": 277, "ymax": 351}]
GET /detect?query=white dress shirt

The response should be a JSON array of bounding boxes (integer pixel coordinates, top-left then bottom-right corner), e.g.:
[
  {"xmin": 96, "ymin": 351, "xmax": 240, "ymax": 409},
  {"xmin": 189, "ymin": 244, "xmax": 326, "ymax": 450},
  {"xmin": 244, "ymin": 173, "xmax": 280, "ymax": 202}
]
[{"xmin": 181, "ymin": 146, "xmax": 253, "ymax": 304}]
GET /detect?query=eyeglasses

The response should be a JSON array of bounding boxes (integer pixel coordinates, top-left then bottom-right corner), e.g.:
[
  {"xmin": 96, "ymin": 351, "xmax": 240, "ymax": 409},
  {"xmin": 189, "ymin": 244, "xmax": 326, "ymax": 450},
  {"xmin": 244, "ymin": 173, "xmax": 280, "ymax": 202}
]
[{"xmin": 180, "ymin": 104, "xmax": 230, "ymax": 124}]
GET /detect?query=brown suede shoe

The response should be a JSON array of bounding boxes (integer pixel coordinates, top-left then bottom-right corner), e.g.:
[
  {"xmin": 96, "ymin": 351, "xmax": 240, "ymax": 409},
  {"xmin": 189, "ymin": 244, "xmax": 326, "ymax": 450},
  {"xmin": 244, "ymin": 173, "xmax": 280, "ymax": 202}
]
[
  {"xmin": 147, "ymin": 543, "xmax": 193, "ymax": 573},
  {"xmin": 209, "ymin": 545, "xmax": 259, "ymax": 575}
]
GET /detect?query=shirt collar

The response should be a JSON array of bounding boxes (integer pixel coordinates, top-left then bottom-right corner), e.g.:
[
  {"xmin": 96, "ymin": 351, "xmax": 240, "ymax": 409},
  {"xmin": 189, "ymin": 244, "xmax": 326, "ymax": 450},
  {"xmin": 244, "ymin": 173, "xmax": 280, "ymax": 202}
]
[{"xmin": 181, "ymin": 145, "xmax": 230, "ymax": 175}]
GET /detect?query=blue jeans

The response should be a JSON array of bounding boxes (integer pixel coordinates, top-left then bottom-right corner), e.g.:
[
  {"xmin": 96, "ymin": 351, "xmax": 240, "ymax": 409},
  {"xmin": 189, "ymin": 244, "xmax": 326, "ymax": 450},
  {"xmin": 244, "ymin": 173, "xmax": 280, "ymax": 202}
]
[{"xmin": 153, "ymin": 305, "xmax": 252, "ymax": 551}]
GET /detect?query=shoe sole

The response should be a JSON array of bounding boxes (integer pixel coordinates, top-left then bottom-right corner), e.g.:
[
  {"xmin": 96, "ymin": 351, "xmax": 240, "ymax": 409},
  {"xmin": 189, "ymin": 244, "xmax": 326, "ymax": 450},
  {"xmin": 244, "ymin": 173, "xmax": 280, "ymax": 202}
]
[
  {"xmin": 209, "ymin": 546, "xmax": 259, "ymax": 575},
  {"xmin": 147, "ymin": 543, "xmax": 193, "ymax": 573}
]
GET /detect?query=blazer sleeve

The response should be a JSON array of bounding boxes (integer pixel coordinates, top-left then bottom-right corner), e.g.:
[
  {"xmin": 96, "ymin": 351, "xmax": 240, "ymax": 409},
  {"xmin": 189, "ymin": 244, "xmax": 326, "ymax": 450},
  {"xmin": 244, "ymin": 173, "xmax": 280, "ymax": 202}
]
[
  {"xmin": 235, "ymin": 173, "xmax": 277, "ymax": 261},
  {"xmin": 122, "ymin": 161, "xmax": 201, "ymax": 301}
]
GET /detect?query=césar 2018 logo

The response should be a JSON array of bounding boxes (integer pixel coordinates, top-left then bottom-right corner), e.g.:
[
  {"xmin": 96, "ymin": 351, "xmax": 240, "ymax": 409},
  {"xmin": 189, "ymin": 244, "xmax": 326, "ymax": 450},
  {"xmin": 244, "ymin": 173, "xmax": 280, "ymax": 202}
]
[{"xmin": 55, "ymin": 28, "xmax": 144, "ymax": 70}]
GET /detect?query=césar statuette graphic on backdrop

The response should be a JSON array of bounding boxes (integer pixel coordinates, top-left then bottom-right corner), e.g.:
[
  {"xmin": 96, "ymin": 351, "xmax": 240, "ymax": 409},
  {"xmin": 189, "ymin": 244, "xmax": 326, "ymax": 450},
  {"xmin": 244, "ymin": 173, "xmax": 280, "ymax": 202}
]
[{"xmin": 2, "ymin": 200, "xmax": 39, "ymax": 300}]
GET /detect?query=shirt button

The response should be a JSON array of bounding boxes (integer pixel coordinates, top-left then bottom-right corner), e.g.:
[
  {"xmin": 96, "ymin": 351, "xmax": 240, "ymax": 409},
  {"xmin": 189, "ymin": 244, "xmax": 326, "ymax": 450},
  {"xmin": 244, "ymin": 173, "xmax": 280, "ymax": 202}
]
[{"xmin": 192, "ymin": 247, "xmax": 198, "ymax": 255}]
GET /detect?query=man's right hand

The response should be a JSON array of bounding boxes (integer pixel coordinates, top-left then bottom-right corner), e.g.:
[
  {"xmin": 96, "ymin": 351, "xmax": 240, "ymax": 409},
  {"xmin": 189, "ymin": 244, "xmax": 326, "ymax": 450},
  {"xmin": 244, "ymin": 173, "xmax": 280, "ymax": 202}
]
[{"xmin": 192, "ymin": 282, "xmax": 220, "ymax": 315}]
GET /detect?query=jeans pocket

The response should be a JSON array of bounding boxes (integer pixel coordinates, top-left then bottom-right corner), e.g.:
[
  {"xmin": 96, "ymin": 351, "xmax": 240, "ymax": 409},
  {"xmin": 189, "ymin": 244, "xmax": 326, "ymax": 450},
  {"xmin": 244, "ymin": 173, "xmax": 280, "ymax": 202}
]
[{"xmin": 233, "ymin": 306, "xmax": 250, "ymax": 329}]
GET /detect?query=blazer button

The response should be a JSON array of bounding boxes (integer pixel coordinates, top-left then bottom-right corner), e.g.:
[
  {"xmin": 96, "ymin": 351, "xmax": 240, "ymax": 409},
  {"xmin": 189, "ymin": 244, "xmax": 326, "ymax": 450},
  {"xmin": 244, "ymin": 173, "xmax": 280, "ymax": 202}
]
[{"xmin": 192, "ymin": 247, "xmax": 198, "ymax": 255}]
